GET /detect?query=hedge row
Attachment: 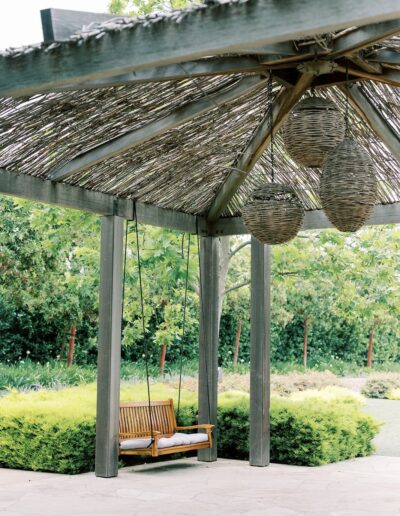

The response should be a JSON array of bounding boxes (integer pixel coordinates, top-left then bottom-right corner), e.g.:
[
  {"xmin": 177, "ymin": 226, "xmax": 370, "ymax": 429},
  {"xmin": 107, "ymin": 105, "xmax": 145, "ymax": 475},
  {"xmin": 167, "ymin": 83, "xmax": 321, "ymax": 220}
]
[{"xmin": 0, "ymin": 384, "xmax": 379, "ymax": 474}]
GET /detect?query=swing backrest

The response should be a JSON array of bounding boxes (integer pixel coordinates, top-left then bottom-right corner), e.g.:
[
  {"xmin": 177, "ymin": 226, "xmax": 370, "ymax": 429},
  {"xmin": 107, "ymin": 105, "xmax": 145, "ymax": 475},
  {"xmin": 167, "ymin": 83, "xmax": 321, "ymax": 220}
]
[{"xmin": 119, "ymin": 399, "xmax": 177, "ymax": 437}]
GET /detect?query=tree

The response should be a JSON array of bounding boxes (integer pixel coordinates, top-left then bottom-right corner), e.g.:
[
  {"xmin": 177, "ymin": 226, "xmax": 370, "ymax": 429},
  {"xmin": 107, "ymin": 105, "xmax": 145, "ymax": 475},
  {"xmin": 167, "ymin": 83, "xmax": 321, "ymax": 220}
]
[{"xmin": 109, "ymin": 0, "xmax": 189, "ymax": 17}]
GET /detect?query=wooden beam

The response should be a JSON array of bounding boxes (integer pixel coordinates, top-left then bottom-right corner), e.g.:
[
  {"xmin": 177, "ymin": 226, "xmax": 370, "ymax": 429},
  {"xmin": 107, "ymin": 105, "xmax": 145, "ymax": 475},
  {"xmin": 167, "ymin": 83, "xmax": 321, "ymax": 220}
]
[
  {"xmin": 135, "ymin": 202, "xmax": 197, "ymax": 234},
  {"xmin": 49, "ymin": 75, "xmax": 267, "ymax": 182},
  {"xmin": 331, "ymin": 19, "xmax": 400, "ymax": 57},
  {"xmin": 348, "ymin": 54, "xmax": 383, "ymax": 74},
  {"xmin": 0, "ymin": 168, "xmax": 132, "ymax": 217},
  {"xmin": 2, "ymin": 0, "xmax": 400, "ymax": 97},
  {"xmin": 95, "ymin": 215, "xmax": 124, "ymax": 478},
  {"xmin": 41, "ymin": 8, "xmax": 119, "ymax": 43},
  {"xmin": 206, "ymin": 73, "xmax": 313, "ymax": 222},
  {"xmin": 343, "ymin": 85, "xmax": 400, "ymax": 162},
  {"xmin": 54, "ymin": 57, "xmax": 266, "ymax": 91},
  {"xmin": 210, "ymin": 204, "xmax": 400, "ymax": 235},
  {"xmin": 198, "ymin": 236, "xmax": 221, "ymax": 462},
  {"xmin": 0, "ymin": 168, "xmax": 199, "ymax": 232},
  {"xmin": 366, "ymin": 49, "xmax": 400, "ymax": 65},
  {"xmin": 250, "ymin": 237, "xmax": 271, "ymax": 467},
  {"xmin": 335, "ymin": 65, "xmax": 400, "ymax": 87}
]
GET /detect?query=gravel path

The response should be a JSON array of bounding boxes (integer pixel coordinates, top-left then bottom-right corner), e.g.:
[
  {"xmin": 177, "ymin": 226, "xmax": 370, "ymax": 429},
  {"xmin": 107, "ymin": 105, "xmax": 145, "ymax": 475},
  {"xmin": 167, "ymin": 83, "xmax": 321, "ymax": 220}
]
[{"xmin": 362, "ymin": 399, "xmax": 400, "ymax": 457}]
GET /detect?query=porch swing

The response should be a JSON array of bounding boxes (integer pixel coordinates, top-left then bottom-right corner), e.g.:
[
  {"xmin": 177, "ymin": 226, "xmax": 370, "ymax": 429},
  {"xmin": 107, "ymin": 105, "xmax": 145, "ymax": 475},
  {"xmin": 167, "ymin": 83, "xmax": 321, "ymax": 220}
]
[{"xmin": 119, "ymin": 212, "xmax": 214, "ymax": 458}]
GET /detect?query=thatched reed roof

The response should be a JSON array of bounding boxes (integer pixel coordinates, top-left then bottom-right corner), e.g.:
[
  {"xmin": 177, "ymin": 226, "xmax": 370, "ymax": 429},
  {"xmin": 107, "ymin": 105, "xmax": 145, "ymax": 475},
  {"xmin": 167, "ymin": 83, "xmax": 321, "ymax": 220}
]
[{"xmin": 0, "ymin": 5, "xmax": 399, "ymax": 218}]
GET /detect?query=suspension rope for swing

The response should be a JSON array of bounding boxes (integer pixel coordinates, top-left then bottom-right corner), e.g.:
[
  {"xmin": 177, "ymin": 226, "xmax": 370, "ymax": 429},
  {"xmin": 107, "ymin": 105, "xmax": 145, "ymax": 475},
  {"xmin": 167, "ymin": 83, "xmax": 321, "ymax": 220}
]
[
  {"xmin": 119, "ymin": 216, "xmax": 214, "ymax": 457},
  {"xmin": 133, "ymin": 204, "xmax": 155, "ymax": 443},
  {"xmin": 177, "ymin": 232, "xmax": 191, "ymax": 419}
]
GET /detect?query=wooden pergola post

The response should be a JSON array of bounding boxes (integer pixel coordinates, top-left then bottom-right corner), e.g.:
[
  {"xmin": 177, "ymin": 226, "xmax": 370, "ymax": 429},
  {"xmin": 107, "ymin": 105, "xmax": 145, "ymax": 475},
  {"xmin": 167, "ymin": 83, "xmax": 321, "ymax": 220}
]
[
  {"xmin": 250, "ymin": 237, "xmax": 271, "ymax": 467},
  {"xmin": 95, "ymin": 215, "xmax": 124, "ymax": 478},
  {"xmin": 198, "ymin": 236, "xmax": 221, "ymax": 462}
]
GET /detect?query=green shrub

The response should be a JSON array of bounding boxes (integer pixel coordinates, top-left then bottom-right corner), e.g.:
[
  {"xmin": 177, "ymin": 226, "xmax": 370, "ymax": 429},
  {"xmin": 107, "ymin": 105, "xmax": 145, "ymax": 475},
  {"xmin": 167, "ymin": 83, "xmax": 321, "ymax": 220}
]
[
  {"xmin": 0, "ymin": 384, "xmax": 379, "ymax": 473},
  {"xmin": 361, "ymin": 373, "xmax": 400, "ymax": 399},
  {"xmin": 271, "ymin": 371, "xmax": 340, "ymax": 396}
]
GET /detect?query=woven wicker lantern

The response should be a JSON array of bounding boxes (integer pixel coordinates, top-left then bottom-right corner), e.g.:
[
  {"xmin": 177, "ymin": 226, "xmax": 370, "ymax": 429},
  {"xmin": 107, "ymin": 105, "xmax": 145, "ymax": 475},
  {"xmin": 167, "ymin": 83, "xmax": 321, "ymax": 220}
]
[
  {"xmin": 242, "ymin": 184, "xmax": 305, "ymax": 245},
  {"xmin": 283, "ymin": 97, "xmax": 346, "ymax": 168},
  {"xmin": 320, "ymin": 139, "xmax": 377, "ymax": 232}
]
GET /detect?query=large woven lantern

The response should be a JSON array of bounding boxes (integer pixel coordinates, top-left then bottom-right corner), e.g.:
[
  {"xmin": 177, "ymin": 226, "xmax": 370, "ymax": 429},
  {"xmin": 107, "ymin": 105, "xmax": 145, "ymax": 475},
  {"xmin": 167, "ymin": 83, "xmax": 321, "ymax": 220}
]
[
  {"xmin": 242, "ymin": 184, "xmax": 305, "ymax": 245},
  {"xmin": 320, "ymin": 139, "xmax": 377, "ymax": 232},
  {"xmin": 283, "ymin": 97, "xmax": 346, "ymax": 168}
]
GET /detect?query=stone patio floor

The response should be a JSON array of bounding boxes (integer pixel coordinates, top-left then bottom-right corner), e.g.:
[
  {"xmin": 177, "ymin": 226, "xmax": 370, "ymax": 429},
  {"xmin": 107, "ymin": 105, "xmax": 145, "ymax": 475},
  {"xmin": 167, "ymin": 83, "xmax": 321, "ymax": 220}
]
[{"xmin": 1, "ymin": 456, "xmax": 400, "ymax": 516}]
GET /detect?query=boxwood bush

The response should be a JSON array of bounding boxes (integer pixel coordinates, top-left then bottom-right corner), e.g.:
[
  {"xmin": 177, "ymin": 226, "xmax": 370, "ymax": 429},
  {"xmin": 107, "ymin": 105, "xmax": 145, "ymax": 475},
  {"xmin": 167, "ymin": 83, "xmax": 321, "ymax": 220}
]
[{"xmin": 0, "ymin": 384, "xmax": 379, "ymax": 473}]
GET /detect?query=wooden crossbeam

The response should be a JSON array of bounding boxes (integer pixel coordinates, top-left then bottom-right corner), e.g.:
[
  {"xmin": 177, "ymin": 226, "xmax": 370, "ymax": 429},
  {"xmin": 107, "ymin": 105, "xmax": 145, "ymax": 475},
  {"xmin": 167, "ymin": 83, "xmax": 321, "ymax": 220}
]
[
  {"xmin": 2, "ymin": 0, "xmax": 400, "ymax": 97},
  {"xmin": 52, "ymin": 57, "xmax": 266, "ymax": 91},
  {"xmin": 206, "ymin": 73, "xmax": 313, "ymax": 222},
  {"xmin": 0, "ymin": 168, "xmax": 197, "ymax": 232},
  {"xmin": 331, "ymin": 19, "xmax": 400, "ymax": 57},
  {"xmin": 210, "ymin": 204, "xmax": 400, "ymax": 235},
  {"xmin": 49, "ymin": 76, "xmax": 266, "ymax": 182},
  {"xmin": 343, "ymin": 84, "xmax": 400, "ymax": 163}
]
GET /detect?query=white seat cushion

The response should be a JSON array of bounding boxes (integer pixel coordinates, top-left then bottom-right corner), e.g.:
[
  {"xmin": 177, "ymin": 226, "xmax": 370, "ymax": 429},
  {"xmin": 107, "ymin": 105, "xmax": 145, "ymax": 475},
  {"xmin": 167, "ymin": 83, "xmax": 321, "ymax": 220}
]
[
  {"xmin": 120, "ymin": 437, "xmax": 152, "ymax": 450},
  {"xmin": 120, "ymin": 432, "xmax": 209, "ymax": 451},
  {"xmin": 186, "ymin": 432, "xmax": 209, "ymax": 445}
]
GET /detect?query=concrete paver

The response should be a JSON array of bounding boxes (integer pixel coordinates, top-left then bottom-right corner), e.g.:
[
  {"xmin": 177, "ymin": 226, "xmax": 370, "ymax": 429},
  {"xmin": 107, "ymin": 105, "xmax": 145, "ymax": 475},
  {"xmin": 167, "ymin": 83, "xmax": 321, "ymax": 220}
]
[{"xmin": 1, "ymin": 456, "xmax": 400, "ymax": 516}]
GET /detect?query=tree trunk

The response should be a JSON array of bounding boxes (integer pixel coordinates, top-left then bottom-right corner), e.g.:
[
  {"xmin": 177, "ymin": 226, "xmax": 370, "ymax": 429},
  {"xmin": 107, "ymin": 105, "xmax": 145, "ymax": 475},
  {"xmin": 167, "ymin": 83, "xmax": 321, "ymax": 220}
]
[
  {"xmin": 160, "ymin": 344, "xmax": 167, "ymax": 376},
  {"xmin": 367, "ymin": 330, "xmax": 374, "ymax": 368},
  {"xmin": 303, "ymin": 317, "xmax": 308, "ymax": 369},
  {"xmin": 67, "ymin": 324, "xmax": 76, "ymax": 367},
  {"xmin": 233, "ymin": 319, "xmax": 242, "ymax": 367}
]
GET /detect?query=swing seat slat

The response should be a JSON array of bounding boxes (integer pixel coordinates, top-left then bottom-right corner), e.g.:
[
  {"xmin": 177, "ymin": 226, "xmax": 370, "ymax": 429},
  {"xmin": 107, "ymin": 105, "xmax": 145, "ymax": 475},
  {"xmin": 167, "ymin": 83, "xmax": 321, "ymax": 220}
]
[{"xmin": 119, "ymin": 399, "xmax": 213, "ymax": 457}]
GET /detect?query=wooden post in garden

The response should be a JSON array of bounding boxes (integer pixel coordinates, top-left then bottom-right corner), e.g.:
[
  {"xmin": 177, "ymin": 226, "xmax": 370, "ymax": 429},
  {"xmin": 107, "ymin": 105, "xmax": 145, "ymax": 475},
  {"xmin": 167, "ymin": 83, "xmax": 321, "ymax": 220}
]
[
  {"xmin": 233, "ymin": 320, "xmax": 242, "ymax": 367},
  {"xmin": 198, "ymin": 236, "xmax": 221, "ymax": 462},
  {"xmin": 303, "ymin": 317, "xmax": 309, "ymax": 369},
  {"xmin": 95, "ymin": 215, "xmax": 124, "ymax": 478},
  {"xmin": 367, "ymin": 330, "xmax": 374, "ymax": 368},
  {"xmin": 250, "ymin": 237, "xmax": 271, "ymax": 467},
  {"xmin": 67, "ymin": 324, "xmax": 76, "ymax": 367},
  {"xmin": 160, "ymin": 344, "xmax": 167, "ymax": 376}
]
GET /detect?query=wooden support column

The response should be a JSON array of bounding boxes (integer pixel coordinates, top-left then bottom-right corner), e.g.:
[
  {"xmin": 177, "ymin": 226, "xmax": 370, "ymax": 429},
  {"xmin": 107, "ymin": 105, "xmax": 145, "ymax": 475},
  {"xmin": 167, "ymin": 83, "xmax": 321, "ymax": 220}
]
[
  {"xmin": 95, "ymin": 215, "xmax": 124, "ymax": 478},
  {"xmin": 198, "ymin": 236, "xmax": 221, "ymax": 462},
  {"xmin": 250, "ymin": 237, "xmax": 271, "ymax": 467}
]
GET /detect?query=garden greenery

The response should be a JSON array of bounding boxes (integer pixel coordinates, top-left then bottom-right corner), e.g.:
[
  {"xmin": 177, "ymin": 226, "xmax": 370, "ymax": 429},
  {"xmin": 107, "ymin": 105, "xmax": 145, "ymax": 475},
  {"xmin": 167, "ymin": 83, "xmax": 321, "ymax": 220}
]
[{"xmin": 0, "ymin": 383, "xmax": 379, "ymax": 473}]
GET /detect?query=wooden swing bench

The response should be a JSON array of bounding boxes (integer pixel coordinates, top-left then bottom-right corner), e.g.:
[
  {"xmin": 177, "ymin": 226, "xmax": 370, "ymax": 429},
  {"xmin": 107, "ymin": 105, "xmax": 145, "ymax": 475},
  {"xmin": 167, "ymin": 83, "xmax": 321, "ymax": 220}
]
[{"xmin": 119, "ymin": 399, "xmax": 213, "ymax": 457}]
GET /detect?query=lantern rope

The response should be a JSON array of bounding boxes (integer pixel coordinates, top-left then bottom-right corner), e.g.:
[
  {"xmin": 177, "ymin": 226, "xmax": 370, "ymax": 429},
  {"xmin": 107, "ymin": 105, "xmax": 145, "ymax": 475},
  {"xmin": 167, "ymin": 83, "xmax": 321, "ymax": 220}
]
[
  {"xmin": 345, "ymin": 61, "xmax": 351, "ymax": 137},
  {"xmin": 269, "ymin": 73, "xmax": 275, "ymax": 183}
]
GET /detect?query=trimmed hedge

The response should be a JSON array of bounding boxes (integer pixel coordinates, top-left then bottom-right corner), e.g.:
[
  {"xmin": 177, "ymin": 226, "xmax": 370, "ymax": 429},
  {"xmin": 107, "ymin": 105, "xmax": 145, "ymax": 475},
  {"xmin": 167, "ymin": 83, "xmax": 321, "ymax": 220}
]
[{"xmin": 0, "ymin": 384, "xmax": 379, "ymax": 473}]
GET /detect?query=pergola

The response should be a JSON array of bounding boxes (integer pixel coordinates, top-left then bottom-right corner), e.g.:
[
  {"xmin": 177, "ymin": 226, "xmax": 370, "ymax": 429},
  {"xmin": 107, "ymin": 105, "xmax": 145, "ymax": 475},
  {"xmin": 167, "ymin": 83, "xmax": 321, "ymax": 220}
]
[{"xmin": 1, "ymin": 0, "xmax": 400, "ymax": 478}]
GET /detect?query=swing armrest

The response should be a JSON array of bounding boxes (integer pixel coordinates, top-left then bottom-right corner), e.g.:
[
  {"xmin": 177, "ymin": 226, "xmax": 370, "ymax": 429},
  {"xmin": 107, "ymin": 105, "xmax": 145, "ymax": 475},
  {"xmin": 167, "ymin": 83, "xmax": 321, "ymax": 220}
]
[
  {"xmin": 176, "ymin": 424, "xmax": 214, "ymax": 431},
  {"xmin": 119, "ymin": 430, "xmax": 161, "ymax": 441}
]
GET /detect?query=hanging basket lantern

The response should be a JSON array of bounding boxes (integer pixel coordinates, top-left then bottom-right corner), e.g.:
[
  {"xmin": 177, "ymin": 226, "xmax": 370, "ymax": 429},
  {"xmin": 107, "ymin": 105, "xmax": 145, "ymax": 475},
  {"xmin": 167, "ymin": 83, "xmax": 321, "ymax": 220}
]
[
  {"xmin": 320, "ymin": 139, "xmax": 377, "ymax": 232},
  {"xmin": 242, "ymin": 184, "xmax": 305, "ymax": 245},
  {"xmin": 283, "ymin": 97, "xmax": 346, "ymax": 168}
]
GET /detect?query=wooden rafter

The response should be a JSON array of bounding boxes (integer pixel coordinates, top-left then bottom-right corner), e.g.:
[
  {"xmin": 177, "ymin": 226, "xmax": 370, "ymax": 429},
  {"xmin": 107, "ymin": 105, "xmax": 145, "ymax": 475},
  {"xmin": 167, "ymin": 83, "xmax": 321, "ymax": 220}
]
[
  {"xmin": 366, "ymin": 49, "xmax": 400, "ymax": 65},
  {"xmin": 49, "ymin": 75, "xmax": 267, "ymax": 182},
  {"xmin": 330, "ymin": 19, "xmax": 400, "ymax": 57},
  {"xmin": 336, "ymin": 65, "xmax": 400, "ymax": 87},
  {"xmin": 206, "ymin": 73, "xmax": 314, "ymax": 222}
]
